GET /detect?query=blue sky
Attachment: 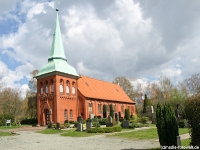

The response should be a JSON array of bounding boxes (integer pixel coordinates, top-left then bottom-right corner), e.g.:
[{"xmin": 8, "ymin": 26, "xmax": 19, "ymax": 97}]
[{"xmin": 1, "ymin": 0, "xmax": 200, "ymax": 98}]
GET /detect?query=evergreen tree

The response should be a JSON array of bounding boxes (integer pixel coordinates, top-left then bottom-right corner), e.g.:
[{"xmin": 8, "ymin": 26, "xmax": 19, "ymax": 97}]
[
  {"xmin": 109, "ymin": 104, "xmax": 114, "ymax": 118},
  {"xmin": 103, "ymin": 105, "xmax": 107, "ymax": 118},
  {"xmin": 156, "ymin": 103, "xmax": 179, "ymax": 146},
  {"xmin": 124, "ymin": 109, "xmax": 130, "ymax": 120},
  {"xmin": 143, "ymin": 94, "xmax": 148, "ymax": 113}
]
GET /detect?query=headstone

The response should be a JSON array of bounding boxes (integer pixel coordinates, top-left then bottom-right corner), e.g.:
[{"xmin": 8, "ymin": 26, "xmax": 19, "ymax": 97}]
[
  {"xmin": 115, "ymin": 113, "xmax": 119, "ymax": 122},
  {"xmin": 108, "ymin": 116, "xmax": 112, "ymax": 123},
  {"xmin": 106, "ymin": 123, "xmax": 113, "ymax": 127},
  {"xmin": 86, "ymin": 122, "xmax": 92, "ymax": 132},
  {"xmin": 177, "ymin": 136, "xmax": 181, "ymax": 146},
  {"xmin": 48, "ymin": 123, "xmax": 52, "ymax": 128},
  {"xmin": 77, "ymin": 116, "xmax": 82, "ymax": 123},
  {"xmin": 89, "ymin": 114, "xmax": 94, "ymax": 119},
  {"xmin": 56, "ymin": 122, "xmax": 60, "ymax": 129},
  {"xmin": 122, "ymin": 120, "xmax": 130, "ymax": 128},
  {"xmin": 146, "ymin": 106, "xmax": 154, "ymax": 113},
  {"xmin": 77, "ymin": 123, "xmax": 82, "ymax": 132},
  {"xmin": 80, "ymin": 118, "xmax": 83, "ymax": 124}
]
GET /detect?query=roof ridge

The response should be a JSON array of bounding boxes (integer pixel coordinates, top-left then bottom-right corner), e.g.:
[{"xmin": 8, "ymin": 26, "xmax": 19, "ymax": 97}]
[{"xmin": 80, "ymin": 75, "xmax": 118, "ymax": 85}]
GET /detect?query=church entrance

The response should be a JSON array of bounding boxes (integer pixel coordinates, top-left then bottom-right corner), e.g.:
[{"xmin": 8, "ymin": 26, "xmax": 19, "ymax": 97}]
[{"xmin": 44, "ymin": 109, "xmax": 50, "ymax": 125}]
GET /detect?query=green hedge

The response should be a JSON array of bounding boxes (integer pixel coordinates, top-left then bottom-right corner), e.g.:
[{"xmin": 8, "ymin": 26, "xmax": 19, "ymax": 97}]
[
  {"xmin": 87, "ymin": 125, "xmax": 122, "ymax": 133},
  {"xmin": 21, "ymin": 118, "xmax": 37, "ymax": 125},
  {"xmin": 0, "ymin": 114, "xmax": 14, "ymax": 126}
]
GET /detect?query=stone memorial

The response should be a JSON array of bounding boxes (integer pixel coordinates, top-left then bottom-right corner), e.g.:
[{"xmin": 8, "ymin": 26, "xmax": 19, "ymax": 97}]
[
  {"xmin": 89, "ymin": 114, "xmax": 94, "ymax": 119},
  {"xmin": 115, "ymin": 113, "xmax": 119, "ymax": 123},
  {"xmin": 122, "ymin": 120, "xmax": 130, "ymax": 128},
  {"xmin": 56, "ymin": 122, "xmax": 60, "ymax": 129},
  {"xmin": 106, "ymin": 116, "xmax": 113, "ymax": 127},
  {"xmin": 77, "ymin": 123, "xmax": 83, "ymax": 132}
]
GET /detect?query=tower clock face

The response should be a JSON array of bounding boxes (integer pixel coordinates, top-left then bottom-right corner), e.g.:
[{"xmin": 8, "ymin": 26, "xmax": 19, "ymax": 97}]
[{"xmin": 60, "ymin": 85, "xmax": 63, "ymax": 92}]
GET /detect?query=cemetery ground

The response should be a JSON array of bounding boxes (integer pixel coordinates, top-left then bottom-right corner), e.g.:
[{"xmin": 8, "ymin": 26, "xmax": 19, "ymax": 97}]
[{"xmin": 0, "ymin": 124, "xmax": 191, "ymax": 150}]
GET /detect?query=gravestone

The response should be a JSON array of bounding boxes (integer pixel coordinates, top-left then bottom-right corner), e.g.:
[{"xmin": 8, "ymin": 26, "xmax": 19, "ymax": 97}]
[
  {"xmin": 106, "ymin": 116, "xmax": 113, "ymax": 127},
  {"xmin": 77, "ymin": 116, "xmax": 82, "ymax": 123},
  {"xmin": 86, "ymin": 122, "xmax": 92, "ymax": 132},
  {"xmin": 89, "ymin": 114, "xmax": 94, "ymax": 119},
  {"xmin": 77, "ymin": 123, "xmax": 82, "ymax": 132},
  {"xmin": 122, "ymin": 120, "xmax": 130, "ymax": 128},
  {"xmin": 115, "ymin": 113, "xmax": 119, "ymax": 123},
  {"xmin": 56, "ymin": 122, "xmax": 60, "ymax": 129}
]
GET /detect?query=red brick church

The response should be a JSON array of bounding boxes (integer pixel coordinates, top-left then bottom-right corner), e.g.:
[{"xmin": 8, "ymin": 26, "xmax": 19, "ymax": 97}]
[{"xmin": 36, "ymin": 9, "xmax": 136, "ymax": 126}]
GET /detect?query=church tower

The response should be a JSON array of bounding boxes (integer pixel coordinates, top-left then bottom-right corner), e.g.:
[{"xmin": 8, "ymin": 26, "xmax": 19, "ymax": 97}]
[{"xmin": 36, "ymin": 9, "xmax": 79, "ymax": 126}]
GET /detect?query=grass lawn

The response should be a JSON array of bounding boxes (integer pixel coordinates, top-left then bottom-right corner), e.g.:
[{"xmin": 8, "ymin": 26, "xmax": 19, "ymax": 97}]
[
  {"xmin": 181, "ymin": 138, "xmax": 191, "ymax": 146},
  {"xmin": 107, "ymin": 127, "xmax": 189, "ymax": 140},
  {"xmin": 0, "ymin": 132, "xmax": 11, "ymax": 136},
  {"xmin": 37, "ymin": 128, "xmax": 71, "ymax": 134},
  {"xmin": 61, "ymin": 130, "xmax": 99, "ymax": 137},
  {"xmin": 0, "ymin": 126, "xmax": 20, "ymax": 130}
]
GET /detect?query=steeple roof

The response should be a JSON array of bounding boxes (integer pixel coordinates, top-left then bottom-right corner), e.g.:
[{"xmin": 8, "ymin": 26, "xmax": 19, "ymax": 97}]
[{"xmin": 36, "ymin": 9, "xmax": 79, "ymax": 78}]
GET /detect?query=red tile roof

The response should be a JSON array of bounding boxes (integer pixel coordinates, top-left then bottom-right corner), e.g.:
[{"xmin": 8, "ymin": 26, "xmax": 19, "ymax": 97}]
[{"xmin": 77, "ymin": 76, "xmax": 135, "ymax": 103}]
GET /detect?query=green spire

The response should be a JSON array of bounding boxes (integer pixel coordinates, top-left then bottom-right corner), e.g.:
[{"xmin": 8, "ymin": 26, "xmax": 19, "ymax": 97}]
[
  {"xmin": 48, "ymin": 9, "xmax": 66, "ymax": 61},
  {"xmin": 36, "ymin": 9, "xmax": 79, "ymax": 78}
]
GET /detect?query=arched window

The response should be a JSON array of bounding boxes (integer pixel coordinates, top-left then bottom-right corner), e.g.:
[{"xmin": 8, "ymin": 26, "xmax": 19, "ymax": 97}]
[
  {"xmin": 107, "ymin": 104, "xmax": 110, "ymax": 113},
  {"xmin": 88, "ymin": 103, "xmax": 93, "ymax": 113},
  {"xmin": 121, "ymin": 105, "xmax": 124, "ymax": 113},
  {"xmin": 98, "ymin": 103, "xmax": 102, "ymax": 114},
  {"xmin": 60, "ymin": 79, "xmax": 63, "ymax": 93},
  {"xmin": 40, "ymin": 82, "xmax": 43, "ymax": 95},
  {"xmin": 64, "ymin": 109, "xmax": 68, "ymax": 119},
  {"xmin": 70, "ymin": 109, "xmax": 73, "ymax": 118},
  {"xmin": 72, "ymin": 82, "xmax": 75, "ymax": 95},
  {"xmin": 66, "ymin": 80, "xmax": 70, "ymax": 94},
  {"xmin": 51, "ymin": 79, "xmax": 54, "ymax": 93},
  {"xmin": 45, "ymin": 81, "xmax": 48, "ymax": 95}
]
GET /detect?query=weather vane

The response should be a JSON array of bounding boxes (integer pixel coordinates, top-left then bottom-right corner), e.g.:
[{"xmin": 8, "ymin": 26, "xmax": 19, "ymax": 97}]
[{"xmin": 55, "ymin": 0, "xmax": 60, "ymax": 11}]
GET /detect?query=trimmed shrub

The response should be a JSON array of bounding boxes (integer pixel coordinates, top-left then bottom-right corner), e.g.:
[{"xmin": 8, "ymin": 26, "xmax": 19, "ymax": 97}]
[
  {"xmin": 103, "ymin": 105, "xmax": 107, "ymax": 118},
  {"xmin": 92, "ymin": 122, "xmax": 100, "ymax": 127},
  {"xmin": 64, "ymin": 123, "xmax": 71, "ymax": 128},
  {"xmin": 184, "ymin": 95, "xmax": 200, "ymax": 146},
  {"xmin": 21, "ymin": 118, "xmax": 37, "ymax": 125},
  {"xmin": 130, "ymin": 114, "xmax": 139, "ymax": 123},
  {"xmin": 69, "ymin": 120, "xmax": 75, "ymax": 124},
  {"xmin": 124, "ymin": 109, "xmax": 130, "ymax": 120},
  {"xmin": 109, "ymin": 104, "xmax": 114, "ymax": 118},
  {"xmin": 98, "ymin": 118, "xmax": 107, "ymax": 125},
  {"xmin": 156, "ymin": 103, "xmax": 179, "ymax": 146}
]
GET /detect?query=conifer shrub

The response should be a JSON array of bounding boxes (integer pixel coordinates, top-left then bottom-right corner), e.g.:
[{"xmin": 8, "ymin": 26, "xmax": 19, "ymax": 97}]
[
  {"xmin": 109, "ymin": 104, "xmax": 114, "ymax": 118},
  {"xmin": 124, "ymin": 109, "xmax": 130, "ymax": 120},
  {"xmin": 103, "ymin": 104, "xmax": 107, "ymax": 118},
  {"xmin": 184, "ymin": 95, "xmax": 200, "ymax": 147},
  {"xmin": 156, "ymin": 103, "xmax": 179, "ymax": 146},
  {"xmin": 178, "ymin": 119, "xmax": 185, "ymax": 128},
  {"xmin": 0, "ymin": 114, "xmax": 14, "ymax": 126}
]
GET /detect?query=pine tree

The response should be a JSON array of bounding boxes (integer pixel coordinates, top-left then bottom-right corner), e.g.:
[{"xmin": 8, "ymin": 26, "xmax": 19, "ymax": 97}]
[
  {"xmin": 124, "ymin": 109, "xmax": 130, "ymax": 120},
  {"xmin": 103, "ymin": 105, "xmax": 107, "ymax": 118}
]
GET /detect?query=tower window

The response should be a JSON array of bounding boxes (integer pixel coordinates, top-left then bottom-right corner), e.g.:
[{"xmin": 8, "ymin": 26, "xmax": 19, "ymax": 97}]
[
  {"xmin": 60, "ymin": 79, "xmax": 64, "ymax": 93},
  {"xmin": 45, "ymin": 81, "xmax": 48, "ymax": 94},
  {"xmin": 40, "ymin": 82, "xmax": 43, "ymax": 95},
  {"xmin": 66, "ymin": 80, "xmax": 70, "ymax": 94},
  {"xmin": 51, "ymin": 79, "xmax": 54, "ymax": 93},
  {"xmin": 72, "ymin": 82, "xmax": 75, "ymax": 95}
]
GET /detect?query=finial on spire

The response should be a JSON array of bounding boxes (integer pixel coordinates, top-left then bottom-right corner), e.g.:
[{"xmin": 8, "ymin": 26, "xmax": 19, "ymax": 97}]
[{"xmin": 55, "ymin": 0, "xmax": 60, "ymax": 11}]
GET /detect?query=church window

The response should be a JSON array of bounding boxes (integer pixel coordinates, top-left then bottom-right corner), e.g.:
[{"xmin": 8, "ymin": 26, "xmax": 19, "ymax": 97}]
[
  {"xmin": 66, "ymin": 80, "xmax": 70, "ymax": 94},
  {"xmin": 88, "ymin": 103, "xmax": 93, "ymax": 112},
  {"xmin": 98, "ymin": 104, "xmax": 102, "ymax": 114},
  {"xmin": 72, "ymin": 82, "xmax": 75, "ymax": 95},
  {"xmin": 107, "ymin": 104, "xmax": 110, "ymax": 113},
  {"xmin": 64, "ymin": 109, "xmax": 68, "ymax": 119},
  {"xmin": 40, "ymin": 82, "xmax": 43, "ymax": 95},
  {"xmin": 70, "ymin": 109, "xmax": 73, "ymax": 118},
  {"xmin": 121, "ymin": 105, "xmax": 124, "ymax": 113},
  {"xmin": 51, "ymin": 79, "xmax": 54, "ymax": 93},
  {"xmin": 60, "ymin": 79, "xmax": 64, "ymax": 93},
  {"xmin": 45, "ymin": 81, "xmax": 48, "ymax": 94}
]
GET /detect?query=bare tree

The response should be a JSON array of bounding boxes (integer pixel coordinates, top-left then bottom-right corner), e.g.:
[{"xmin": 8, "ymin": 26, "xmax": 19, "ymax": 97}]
[{"xmin": 184, "ymin": 74, "xmax": 200, "ymax": 95}]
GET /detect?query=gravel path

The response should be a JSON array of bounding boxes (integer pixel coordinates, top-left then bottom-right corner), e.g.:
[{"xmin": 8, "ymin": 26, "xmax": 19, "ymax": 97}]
[{"xmin": 0, "ymin": 127, "xmax": 160, "ymax": 150}]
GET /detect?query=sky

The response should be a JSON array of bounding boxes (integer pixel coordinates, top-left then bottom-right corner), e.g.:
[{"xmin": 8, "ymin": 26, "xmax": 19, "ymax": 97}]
[{"xmin": 0, "ymin": 0, "xmax": 200, "ymax": 98}]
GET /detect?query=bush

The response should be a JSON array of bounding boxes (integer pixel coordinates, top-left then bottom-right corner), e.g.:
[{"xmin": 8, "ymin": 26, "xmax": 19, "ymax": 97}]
[
  {"xmin": 88, "ymin": 125, "xmax": 122, "ymax": 133},
  {"xmin": 21, "ymin": 118, "xmax": 37, "ymax": 125},
  {"xmin": 64, "ymin": 123, "xmax": 71, "ymax": 128},
  {"xmin": 130, "ymin": 114, "xmax": 139, "ymax": 123},
  {"xmin": 92, "ymin": 122, "xmax": 100, "ymax": 127},
  {"xmin": 0, "ymin": 114, "xmax": 14, "ymax": 126},
  {"xmin": 139, "ymin": 116, "xmax": 150, "ymax": 124},
  {"xmin": 103, "ymin": 105, "xmax": 107, "ymax": 118},
  {"xmin": 184, "ymin": 95, "xmax": 200, "ymax": 146},
  {"xmin": 119, "ymin": 117, "xmax": 124, "ymax": 122},
  {"xmin": 178, "ymin": 120, "xmax": 185, "ymax": 128},
  {"xmin": 98, "ymin": 118, "xmax": 107, "ymax": 125},
  {"xmin": 69, "ymin": 121, "xmax": 75, "ymax": 124}
]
